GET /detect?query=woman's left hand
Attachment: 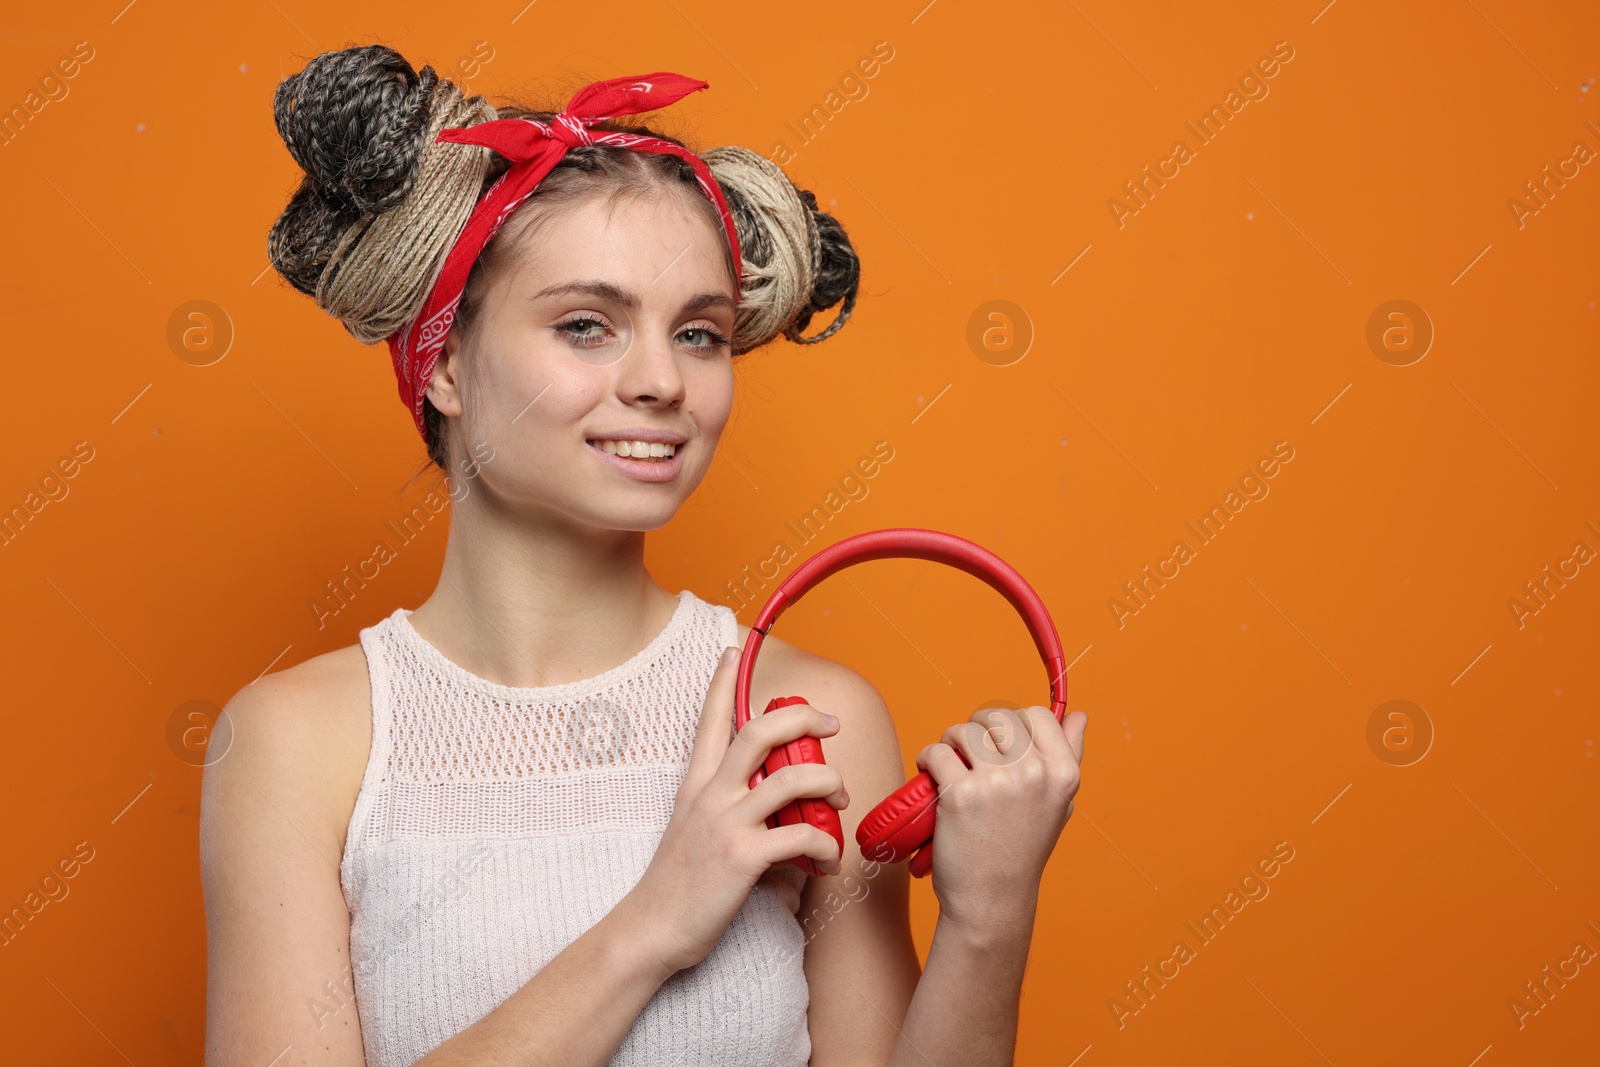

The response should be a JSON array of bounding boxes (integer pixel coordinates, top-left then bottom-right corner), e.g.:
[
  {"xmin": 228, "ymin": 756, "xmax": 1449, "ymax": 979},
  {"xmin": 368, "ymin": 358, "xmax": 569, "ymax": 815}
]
[{"xmin": 915, "ymin": 707, "xmax": 1088, "ymax": 935}]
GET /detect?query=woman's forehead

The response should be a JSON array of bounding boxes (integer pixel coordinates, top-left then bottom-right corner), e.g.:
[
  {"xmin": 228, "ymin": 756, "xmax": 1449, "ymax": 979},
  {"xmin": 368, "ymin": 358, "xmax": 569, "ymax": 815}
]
[{"xmin": 515, "ymin": 192, "xmax": 734, "ymax": 296}]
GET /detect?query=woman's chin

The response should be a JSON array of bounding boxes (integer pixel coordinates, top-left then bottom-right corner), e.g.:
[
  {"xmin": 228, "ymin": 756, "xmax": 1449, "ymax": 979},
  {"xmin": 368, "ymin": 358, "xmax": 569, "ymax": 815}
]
[{"xmin": 581, "ymin": 490, "xmax": 694, "ymax": 532}]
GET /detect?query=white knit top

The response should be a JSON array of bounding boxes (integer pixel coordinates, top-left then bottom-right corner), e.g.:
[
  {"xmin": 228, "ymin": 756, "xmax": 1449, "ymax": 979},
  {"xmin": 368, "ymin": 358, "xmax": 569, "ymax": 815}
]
[{"xmin": 340, "ymin": 589, "xmax": 812, "ymax": 1067}]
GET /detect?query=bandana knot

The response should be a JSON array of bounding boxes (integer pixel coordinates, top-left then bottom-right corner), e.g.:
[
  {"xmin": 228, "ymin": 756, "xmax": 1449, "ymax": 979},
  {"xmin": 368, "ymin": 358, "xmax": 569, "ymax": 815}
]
[{"xmin": 549, "ymin": 112, "xmax": 599, "ymax": 148}]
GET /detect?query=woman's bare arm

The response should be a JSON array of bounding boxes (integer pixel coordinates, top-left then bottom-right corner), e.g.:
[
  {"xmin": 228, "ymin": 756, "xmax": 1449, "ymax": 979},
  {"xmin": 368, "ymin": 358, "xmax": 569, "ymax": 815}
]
[
  {"xmin": 410, "ymin": 891, "xmax": 676, "ymax": 1066},
  {"xmin": 200, "ymin": 657, "xmax": 686, "ymax": 1067},
  {"xmin": 202, "ymin": 658, "xmax": 373, "ymax": 1065},
  {"xmin": 792, "ymin": 656, "xmax": 1061, "ymax": 1067},
  {"xmin": 891, "ymin": 909, "xmax": 1037, "ymax": 1067},
  {"xmin": 784, "ymin": 660, "xmax": 920, "ymax": 1065}
]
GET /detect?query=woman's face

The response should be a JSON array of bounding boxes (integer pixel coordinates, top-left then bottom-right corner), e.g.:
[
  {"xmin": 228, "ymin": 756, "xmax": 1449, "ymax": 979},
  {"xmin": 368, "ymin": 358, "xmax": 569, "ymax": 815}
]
[{"xmin": 428, "ymin": 187, "xmax": 738, "ymax": 532}]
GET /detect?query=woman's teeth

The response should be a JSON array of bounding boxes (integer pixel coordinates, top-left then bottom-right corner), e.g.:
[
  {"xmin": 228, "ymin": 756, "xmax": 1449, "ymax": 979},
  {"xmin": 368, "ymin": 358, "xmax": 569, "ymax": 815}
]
[{"xmin": 591, "ymin": 439, "xmax": 678, "ymax": 460}]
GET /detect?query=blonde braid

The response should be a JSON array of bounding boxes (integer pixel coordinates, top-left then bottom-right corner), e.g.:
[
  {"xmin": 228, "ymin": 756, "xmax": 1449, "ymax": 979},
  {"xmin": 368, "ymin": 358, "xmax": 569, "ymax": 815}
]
[
  {"xmin": 316, "ymin": 80, "xmax": 499, "ymax": 344},
  {"xmin": 701, "ymin": 145, "xmax": 819, "ymax": 353}
]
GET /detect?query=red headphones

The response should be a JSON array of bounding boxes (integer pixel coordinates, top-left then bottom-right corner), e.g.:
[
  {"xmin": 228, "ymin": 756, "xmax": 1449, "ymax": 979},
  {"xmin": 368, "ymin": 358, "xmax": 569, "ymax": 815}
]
[{"xmin": 733, "ymin": 528, "xmax": 1068, "ymax": 879}]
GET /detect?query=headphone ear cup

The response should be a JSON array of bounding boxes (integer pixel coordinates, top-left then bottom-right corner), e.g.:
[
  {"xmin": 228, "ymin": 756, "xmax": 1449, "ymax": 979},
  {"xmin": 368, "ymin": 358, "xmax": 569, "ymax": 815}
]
[
  {"xmin": 769, "ymin": 738, "xmax": 841, "ymax": 833},
  {"xmin": 759, "ymin": 696, "xmax": 844, "ymax": 878},
  {"xmin": 855, "ymin": 770, "xmax": 939, "ymax": 864}
]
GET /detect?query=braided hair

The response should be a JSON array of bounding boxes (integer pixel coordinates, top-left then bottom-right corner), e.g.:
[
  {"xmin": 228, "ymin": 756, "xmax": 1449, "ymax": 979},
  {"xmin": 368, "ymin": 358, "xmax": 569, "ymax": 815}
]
[{"xmin": 268, "ymin": 43, "xmax": 861, "ymax": 474}]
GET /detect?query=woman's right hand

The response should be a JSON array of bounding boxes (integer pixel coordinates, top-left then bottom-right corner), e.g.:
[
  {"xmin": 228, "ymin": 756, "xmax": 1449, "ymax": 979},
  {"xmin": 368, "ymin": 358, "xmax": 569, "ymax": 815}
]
[{"xmin": 625, "ymin": 644, "xmax": 848, "ymax": 975}]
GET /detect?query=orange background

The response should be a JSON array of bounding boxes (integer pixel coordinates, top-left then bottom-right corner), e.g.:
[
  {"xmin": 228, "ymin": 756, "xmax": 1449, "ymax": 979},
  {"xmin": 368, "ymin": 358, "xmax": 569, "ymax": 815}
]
[{"xmin": 2, "ymin": 0, "xmax": 1597, "ymax": 1063}]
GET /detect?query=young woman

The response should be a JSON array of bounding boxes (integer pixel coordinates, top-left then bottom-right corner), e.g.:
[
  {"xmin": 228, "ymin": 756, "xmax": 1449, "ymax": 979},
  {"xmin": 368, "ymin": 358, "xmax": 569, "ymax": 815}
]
[{"xmin": 200, "ymin": 43, "xmax": 1088, "ymax": 1067}]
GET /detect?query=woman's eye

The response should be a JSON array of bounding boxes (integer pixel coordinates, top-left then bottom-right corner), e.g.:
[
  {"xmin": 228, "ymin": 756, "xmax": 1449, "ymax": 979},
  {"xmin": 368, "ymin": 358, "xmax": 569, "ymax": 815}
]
[
  {"xmin": 556, "ymin": 316, "xmax": 611, "ymax": 347},
  {"xmin": 679, "ymin": 326, "xmax": 731, "ymax": 353},
  {"xmin": 555, "ymin": 318, "xmax": 727, "ymax": 354}
]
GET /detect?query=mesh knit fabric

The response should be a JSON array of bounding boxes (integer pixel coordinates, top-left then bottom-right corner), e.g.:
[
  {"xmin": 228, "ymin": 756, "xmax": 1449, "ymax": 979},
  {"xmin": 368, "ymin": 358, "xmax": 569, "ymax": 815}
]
[{"xmin": 340, "ymin": 589, "xmax": 812, "ymax": 1066}]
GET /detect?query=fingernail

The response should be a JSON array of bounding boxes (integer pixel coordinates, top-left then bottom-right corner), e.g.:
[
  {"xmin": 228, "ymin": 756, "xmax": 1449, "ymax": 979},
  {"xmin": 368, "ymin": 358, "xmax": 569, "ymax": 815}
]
[
  {"xmin": 824, "ymin": 713, "xmax": 839, "ymax": 727},
  {"xmin": 721, "ymin": 646, "xmax": 739, "ymax": 665}
]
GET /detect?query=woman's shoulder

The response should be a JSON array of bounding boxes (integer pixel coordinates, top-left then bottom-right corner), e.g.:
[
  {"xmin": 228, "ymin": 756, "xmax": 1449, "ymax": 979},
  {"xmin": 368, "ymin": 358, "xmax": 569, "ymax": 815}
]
[
  {"xmin": 729, "ymin": 627, "xmax": 844, "ymax": 700},
  {"xmin": 201, "ymin": 637, "xmax": 375, "ymax": 861},
  {"xmin": 198, "ymin": 639, "xmax": 378, "ymax": 1063},
  {"xmin": 730, "ymin": 622, "xmax": 901, "ymax": 749},
  {"xmin": 726, "ymin": 621, "xmax": 914, "ymax": 881}
]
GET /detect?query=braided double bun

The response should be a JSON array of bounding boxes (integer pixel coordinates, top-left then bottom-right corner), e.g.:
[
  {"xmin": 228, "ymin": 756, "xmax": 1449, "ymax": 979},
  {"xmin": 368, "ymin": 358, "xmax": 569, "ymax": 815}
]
[
  {"xmin": 267, "ymin": 43, "xmax": 498, "ymax": 344},
  {"xmin": 702, "ymin": 145, "xmax": 859, "ymax": 352},
  {"xmin": 266, "ymin": 43, "xmax": 864, "ymax": 471}
]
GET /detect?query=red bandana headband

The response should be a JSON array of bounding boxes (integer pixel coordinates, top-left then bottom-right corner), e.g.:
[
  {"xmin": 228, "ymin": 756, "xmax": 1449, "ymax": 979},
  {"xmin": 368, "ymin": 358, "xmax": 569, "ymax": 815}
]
[{"xmin": 385, "ymin": 72, "xmax": 744, "ymax": 440}]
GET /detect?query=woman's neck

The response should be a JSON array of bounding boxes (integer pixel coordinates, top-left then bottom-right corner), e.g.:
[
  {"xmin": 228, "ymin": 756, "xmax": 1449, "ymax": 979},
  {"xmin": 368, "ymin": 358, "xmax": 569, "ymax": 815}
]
[{"xmin": 402, "ymin": 504, "xmax": 680, "ymax": 690}]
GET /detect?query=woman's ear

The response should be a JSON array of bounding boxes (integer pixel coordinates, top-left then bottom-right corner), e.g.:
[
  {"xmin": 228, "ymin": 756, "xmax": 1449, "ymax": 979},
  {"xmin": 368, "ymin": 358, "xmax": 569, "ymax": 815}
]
[{"xmin": 425, "ymin": 331, "xmax": 466, "ymax": 419}]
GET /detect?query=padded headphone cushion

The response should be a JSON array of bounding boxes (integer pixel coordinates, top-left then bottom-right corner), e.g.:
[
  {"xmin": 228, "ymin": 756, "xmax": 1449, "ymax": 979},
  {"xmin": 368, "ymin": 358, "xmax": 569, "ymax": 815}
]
[
  {"xmin": 759, "ymin": 704, "xmax": 843, "ymax": 875},
  {"xmin": 856, "ymin": 771, "xmax": 939, "ymax": 862}
]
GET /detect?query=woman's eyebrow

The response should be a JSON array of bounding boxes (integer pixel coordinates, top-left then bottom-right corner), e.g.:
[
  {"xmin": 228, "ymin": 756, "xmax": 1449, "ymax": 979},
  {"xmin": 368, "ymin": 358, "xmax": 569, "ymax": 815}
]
[
  {"xmin": 529, "ymin": 280, "xmax": 733, "ymax": 314},
  {"xmin": 682, "ymin": 291, "xmax": 735, "ymax": 314}
]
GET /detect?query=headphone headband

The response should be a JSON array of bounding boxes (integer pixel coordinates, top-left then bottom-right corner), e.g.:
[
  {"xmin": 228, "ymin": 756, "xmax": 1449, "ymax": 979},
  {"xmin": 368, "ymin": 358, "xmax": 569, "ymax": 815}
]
[{"xmin": 733, "ymin": 528, "xmax": 1068, "ymax": 729}]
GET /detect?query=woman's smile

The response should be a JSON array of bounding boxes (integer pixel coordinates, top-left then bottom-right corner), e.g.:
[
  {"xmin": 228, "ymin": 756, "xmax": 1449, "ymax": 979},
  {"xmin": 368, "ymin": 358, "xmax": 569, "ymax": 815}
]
[{"xmin": 586, "ymin": 436, "xmax": 687, "ymax": 482}]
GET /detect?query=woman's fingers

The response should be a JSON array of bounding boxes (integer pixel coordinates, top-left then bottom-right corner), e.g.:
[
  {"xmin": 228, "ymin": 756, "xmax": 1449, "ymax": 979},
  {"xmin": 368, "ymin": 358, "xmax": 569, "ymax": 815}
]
[
  {"xmin": 1012, "ymin": 706, "xmax": 1078, "ymax": 764},
  {"xmin": 1061, "ymin": 710, "xmax": 1088, "ymax": 765},
  {"xmin": 941, "ymin": 721, "xmax": 1000, "ymax": 772},
  {"xmin": 915, "ymin": 741, "xmax": 972, "ymax": 798},
  {"xmin": 738, "ymin": 761, "xmax": 847, "ymax": 824},
  {"xmin": 941, "ymin": 707, "xmax": 1034, "ymax": 772},
  {"xmin": 720, "ymin": 701, "xmax": 840, "ymax": 787},
  {"xmin": 758, "ymin": 822, "xmax": 843, "ymax": 877}
]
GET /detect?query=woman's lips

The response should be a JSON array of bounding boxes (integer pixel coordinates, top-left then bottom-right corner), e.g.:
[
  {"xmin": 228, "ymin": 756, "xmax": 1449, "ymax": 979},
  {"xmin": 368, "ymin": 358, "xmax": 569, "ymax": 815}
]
[{"xmin": 587, "ymin": 440, "xmax": 684, "ymax": 483}]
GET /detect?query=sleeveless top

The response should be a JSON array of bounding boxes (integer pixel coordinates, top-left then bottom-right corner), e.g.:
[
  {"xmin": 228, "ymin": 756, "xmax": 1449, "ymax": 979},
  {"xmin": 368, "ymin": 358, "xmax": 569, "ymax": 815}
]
[{"xmin": 340, "ymin": 589, "xmax": 812, "ymax": 1067}]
